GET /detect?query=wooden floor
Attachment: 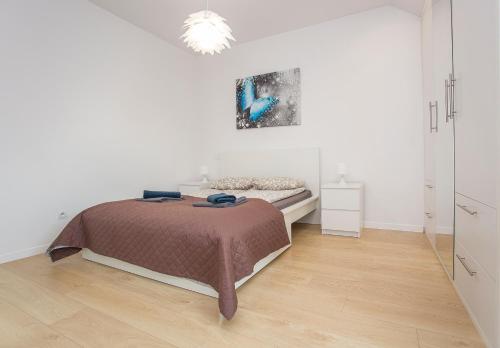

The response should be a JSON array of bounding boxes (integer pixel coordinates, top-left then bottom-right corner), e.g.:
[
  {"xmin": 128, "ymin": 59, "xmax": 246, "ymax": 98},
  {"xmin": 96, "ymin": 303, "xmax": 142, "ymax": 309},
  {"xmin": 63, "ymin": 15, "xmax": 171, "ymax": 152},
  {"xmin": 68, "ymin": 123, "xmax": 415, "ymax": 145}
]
[
  {"xmin": 0, "ymin": 225, "xmax": 485, "ymax": 347},
  {"xmin": 435, "ymin": 233, "xmax": 454, "ymax": 276}
]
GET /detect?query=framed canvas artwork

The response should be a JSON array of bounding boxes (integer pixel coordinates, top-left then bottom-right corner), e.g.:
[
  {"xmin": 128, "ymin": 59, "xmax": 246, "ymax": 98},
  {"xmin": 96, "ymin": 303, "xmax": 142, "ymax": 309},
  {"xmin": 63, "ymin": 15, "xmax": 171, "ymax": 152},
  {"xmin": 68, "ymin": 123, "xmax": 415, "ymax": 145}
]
[{"xmin": 236, "ymin": 68, "xmax": 301, "ymax": 129}]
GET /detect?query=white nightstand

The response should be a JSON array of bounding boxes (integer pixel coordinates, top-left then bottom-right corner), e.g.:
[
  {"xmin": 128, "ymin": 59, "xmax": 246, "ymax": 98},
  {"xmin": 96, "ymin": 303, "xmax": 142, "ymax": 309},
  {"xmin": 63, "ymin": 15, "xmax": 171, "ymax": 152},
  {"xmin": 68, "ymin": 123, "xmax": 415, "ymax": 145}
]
[
  {"xmin": 321, "ymin": 182, "xmax": 364, "ymax": 238},
  {"xmin": 178, "ymin": 181, "xmax": 211, "ymax": 195}
]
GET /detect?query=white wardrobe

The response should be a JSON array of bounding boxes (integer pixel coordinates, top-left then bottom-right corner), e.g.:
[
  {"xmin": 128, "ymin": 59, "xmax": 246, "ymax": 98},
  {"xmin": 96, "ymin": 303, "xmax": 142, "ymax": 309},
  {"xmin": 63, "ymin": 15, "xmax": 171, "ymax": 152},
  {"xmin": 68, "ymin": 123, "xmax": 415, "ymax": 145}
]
[{"xmin": 422, "ymin": 1, "xmax": 499, "ymax": 347}]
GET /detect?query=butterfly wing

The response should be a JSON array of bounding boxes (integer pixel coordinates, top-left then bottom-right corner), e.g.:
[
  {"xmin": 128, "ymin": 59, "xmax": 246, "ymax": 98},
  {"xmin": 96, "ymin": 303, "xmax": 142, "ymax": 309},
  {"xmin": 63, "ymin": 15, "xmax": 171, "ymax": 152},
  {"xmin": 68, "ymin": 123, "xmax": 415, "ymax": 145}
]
[
  {"xmin": 239, "ymin": 78, "xmax": 256, "ymax": 111},
  {"xmin": 249, "ymin": 96, "xmax": 279, "ymax": 122}
]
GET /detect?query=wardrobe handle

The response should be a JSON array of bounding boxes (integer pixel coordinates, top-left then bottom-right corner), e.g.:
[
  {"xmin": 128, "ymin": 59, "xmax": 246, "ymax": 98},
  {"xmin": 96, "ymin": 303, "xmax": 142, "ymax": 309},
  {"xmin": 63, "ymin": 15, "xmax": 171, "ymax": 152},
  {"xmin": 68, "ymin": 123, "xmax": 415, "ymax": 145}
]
[
  {"xmin": 449, "ymin": 73, "xmax": 456, "ymax": 120},
  {"xmin": 456, "ymin": 204, "xmax": 477, "ymax": 216},
  {"xmin": 425, "ymin": 184, "xmax": 433, "ymax": 189},
  {"xmin": 429, "ymin": 101, "xmax": 438, "ymax": 133},
  {"xmin": 445, "ymin": 79, "xmax": 451, "ymax": 122},
  {"xmin": 456, "ymin": 254, "xmax": 477, "ymax": 276},
  {"xmin": 429, "ymin": 102, "xmax": 433, "ymax": 133},
  {"xmin": 425, "ymin": 212, "xmax": 433, "ymax": 218}
]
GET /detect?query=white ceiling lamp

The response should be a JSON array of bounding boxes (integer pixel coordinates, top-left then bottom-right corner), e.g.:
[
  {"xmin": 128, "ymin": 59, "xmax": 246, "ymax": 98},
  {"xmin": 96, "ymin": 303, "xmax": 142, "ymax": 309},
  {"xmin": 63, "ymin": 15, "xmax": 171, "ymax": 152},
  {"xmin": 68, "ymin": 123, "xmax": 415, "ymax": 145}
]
[{"xmin": 181, "ymin": 0, "xmax": 235, "ymax": 55}]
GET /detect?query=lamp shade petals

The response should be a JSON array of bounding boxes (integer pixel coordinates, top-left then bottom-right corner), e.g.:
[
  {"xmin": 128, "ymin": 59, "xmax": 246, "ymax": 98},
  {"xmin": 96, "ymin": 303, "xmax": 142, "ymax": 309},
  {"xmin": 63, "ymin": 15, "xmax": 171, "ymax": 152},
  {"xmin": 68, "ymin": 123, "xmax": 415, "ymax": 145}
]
[{"xmin": 181, "ymin": 10, "xmax": 235, "ymax": 55}]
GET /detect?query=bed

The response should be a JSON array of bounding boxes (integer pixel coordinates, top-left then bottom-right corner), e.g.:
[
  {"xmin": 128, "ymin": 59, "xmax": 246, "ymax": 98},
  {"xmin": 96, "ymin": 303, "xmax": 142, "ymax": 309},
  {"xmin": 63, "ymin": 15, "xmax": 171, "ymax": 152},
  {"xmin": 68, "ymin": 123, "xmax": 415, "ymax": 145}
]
[{"xmin": 48, "ymin": 148, "xmax": 320, "ymax": 319}]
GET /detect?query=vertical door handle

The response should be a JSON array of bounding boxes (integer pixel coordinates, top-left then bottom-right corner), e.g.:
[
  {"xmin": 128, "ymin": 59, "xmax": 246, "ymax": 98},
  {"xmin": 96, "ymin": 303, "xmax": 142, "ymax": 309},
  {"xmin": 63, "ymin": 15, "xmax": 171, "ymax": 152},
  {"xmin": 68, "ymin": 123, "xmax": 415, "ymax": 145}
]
[
  {"xmin": 429, "ymin": 102, "xmax": 432, "ymax": 133},
  {"xmin": 449, "ymin": 73, "xmax": 456, "ymax": 119},
  {"xmin": 429, "ymin": 101, "xmax": 438, "ymax": 133},
  {"xmin": 445, "ymin": 79, "xmax": 451, "ymax": 122}
]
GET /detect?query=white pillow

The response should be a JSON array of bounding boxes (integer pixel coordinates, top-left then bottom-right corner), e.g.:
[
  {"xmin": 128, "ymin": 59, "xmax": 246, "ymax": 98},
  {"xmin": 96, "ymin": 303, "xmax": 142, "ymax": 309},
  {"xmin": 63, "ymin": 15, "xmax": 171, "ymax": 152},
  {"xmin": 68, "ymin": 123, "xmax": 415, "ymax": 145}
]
[
  {"xmin": 254, "ymin": 177, "xmax": 305, "ymax": 190},
  {"xmin": 211, "ymin": 177, "xmax": 254, "ymax": 190}
]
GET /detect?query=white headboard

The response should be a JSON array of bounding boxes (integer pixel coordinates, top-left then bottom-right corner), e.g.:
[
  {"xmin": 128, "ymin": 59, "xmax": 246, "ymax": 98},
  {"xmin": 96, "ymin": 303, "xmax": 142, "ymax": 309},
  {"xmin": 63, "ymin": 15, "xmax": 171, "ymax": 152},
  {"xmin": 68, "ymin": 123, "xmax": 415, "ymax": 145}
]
[{"xmin": 215, "ymin": 148, "xmax": 320, "ymax": 197}]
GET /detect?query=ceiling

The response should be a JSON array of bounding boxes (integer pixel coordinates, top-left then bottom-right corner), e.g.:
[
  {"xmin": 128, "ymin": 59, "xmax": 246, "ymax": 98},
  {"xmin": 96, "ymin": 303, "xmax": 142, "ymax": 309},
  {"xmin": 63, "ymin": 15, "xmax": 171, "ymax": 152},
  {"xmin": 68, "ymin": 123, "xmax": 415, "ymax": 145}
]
[{"xmin": 89, "ymin": 0, "xmax": 424, "ymax": 53}]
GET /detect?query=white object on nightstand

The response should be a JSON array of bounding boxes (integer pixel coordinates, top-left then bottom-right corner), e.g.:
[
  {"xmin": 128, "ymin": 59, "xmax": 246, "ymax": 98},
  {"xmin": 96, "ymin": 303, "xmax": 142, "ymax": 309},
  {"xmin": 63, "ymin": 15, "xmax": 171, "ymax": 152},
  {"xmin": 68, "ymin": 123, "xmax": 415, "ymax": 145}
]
[
  {"xmin": 178, "ymin": 181, "xmax": 211, "ymax": 195},
  {"xmin": 321, "ymin": 182, "xmax": 364, "ymax": 238}
]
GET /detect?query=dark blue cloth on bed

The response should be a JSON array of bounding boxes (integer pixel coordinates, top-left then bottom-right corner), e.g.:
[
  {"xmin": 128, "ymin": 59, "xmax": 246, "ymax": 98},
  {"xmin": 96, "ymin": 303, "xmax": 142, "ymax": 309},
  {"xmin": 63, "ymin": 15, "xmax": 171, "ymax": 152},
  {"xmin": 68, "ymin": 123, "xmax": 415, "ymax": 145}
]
[
  {"xmin": 193, "ymin": 197, "xmax": 247, "ymax": 208},
  {"xmin": 143, "ymin": 190, "xmax": 182, "ymax": 199},
  {"xmin": 207, "ymin": 193, "xmax": 237, "ymax": 204}
]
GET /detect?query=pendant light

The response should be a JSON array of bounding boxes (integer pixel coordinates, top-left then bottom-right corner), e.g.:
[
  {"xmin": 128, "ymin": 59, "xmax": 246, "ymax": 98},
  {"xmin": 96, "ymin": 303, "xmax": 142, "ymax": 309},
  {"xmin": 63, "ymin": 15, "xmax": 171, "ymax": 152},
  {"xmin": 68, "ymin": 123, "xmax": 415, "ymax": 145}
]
[{"xmin": 181, "ymin": 0, "xmax": 235, "ymax": 55}]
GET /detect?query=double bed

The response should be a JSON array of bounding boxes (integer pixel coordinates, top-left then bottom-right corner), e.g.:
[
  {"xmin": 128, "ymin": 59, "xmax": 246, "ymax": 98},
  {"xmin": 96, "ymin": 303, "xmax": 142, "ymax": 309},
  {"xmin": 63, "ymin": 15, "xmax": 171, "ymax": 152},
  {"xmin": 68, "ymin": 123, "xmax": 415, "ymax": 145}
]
[{"xmin": 48, "ymin": 148, "xmax": 320, "ymax": 319}]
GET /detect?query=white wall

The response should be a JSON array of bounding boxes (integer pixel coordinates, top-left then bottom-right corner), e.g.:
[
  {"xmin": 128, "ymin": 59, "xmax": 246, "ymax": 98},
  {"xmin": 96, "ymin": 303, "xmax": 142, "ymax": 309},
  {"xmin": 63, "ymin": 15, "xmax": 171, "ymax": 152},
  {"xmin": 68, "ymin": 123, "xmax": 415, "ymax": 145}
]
[
  {"xmin": 0, "ymin": 0, "xmax": 199, "ymax": 262},
  {"xmin": 196, "ymin": 7, "xmax": 424, "ymax": 231}
]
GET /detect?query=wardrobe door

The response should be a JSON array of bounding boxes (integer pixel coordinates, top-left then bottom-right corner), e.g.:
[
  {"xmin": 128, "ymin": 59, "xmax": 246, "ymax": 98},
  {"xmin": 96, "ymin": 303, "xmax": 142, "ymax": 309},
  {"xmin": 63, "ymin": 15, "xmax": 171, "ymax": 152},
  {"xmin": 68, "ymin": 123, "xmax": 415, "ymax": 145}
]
[
  {"xmin": 422, "ymin": 0, "xmax": 436, "ymax": 247},
  {"xmin": 432, "ymin": 0, "xmax": 455, "ymax": 277},
  {"xmin": 453, "ymin": 0, "xmax": 498, "ymax": 209},
  {"xmin": 452, "ymin": 0, "xmax": 498, "ymax": 346}
]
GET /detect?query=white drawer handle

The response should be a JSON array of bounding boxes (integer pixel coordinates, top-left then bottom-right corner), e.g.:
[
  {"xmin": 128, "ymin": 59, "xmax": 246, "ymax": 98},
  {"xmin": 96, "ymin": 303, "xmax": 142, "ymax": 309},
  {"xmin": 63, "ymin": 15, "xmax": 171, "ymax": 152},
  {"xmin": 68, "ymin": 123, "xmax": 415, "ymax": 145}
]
[
  {"xmin": 456, "ymin": 254, "xmax": 477, "ymax": 276},
  {"xmin": 425, "ymin": 212, "xmax": 433, "ymax": 219},
  {"xmin": 425, "ymin": 184, "xmax": 433, "ymax": 189},
  {"xmin": 456, "ymin": 204, "xmax": 477, "ymax": 216}
]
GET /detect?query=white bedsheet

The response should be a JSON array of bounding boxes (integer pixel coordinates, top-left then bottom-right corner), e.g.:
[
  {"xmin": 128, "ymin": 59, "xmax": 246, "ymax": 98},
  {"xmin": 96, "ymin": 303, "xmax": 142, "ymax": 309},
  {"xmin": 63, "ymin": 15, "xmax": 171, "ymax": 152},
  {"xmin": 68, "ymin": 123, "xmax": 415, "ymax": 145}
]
[{"xmin": 189, "ymin": 187, "xmax": 306, "ymax": 203}]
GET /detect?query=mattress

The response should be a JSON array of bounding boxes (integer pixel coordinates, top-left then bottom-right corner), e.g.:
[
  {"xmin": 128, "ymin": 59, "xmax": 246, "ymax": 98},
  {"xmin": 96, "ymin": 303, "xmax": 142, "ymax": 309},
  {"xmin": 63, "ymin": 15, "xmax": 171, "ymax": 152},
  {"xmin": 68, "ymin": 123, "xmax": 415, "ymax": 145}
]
[
  {"xmin": 190, "ymin": 187, "xmax": 306, "ymax": 204},
  {"xmin": 272, "ymin": 190, "xmax": 312, "ymax": 210}
]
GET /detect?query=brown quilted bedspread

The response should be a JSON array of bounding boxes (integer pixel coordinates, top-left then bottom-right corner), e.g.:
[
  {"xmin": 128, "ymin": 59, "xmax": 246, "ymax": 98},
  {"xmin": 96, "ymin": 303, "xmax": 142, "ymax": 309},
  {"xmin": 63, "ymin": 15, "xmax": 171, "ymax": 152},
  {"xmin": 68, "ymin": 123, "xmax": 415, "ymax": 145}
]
[{"xmin": 47, "ymin": 196, "xmax": 290, "ymax": 319}]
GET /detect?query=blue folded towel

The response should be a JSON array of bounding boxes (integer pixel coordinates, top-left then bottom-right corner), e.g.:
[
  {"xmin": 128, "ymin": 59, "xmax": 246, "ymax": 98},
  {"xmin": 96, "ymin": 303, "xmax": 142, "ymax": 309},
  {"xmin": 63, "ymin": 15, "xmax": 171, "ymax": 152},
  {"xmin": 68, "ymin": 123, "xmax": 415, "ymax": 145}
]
[
  {"xmin": 207, "ymin": 193, "xmax": 236, "ymax": 204},
  {"xmin": 136, "ymin": 197, "xmax": 183, "ymax": 202},
  {"xmin": 143, "ymin": 190, "xmax": 181, "ymax": 199},
  {"xmin": 193, "ymin": 197, "xmax": 247, "ymax": 208}
]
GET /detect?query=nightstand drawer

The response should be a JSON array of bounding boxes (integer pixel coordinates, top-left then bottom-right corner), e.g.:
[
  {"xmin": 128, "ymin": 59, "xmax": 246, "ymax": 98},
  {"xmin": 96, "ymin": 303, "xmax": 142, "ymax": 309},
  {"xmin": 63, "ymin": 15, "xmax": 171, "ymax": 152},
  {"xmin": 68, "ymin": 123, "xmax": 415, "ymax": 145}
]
[
  {"xmin": 321, "ymin": 189, "xmax": 360, "ymax": 210},
  {"xmin": 321, "ymin": 210, "xmax": 361, "ymax": 233}
]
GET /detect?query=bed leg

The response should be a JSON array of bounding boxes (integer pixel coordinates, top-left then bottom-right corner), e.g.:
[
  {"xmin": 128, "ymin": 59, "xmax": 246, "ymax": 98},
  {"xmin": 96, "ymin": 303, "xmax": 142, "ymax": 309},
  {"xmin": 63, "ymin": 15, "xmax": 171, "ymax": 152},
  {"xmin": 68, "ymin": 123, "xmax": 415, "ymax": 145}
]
[{"xmin": 285, "ymin": 221, "xmax": 292, "ymax": 243}]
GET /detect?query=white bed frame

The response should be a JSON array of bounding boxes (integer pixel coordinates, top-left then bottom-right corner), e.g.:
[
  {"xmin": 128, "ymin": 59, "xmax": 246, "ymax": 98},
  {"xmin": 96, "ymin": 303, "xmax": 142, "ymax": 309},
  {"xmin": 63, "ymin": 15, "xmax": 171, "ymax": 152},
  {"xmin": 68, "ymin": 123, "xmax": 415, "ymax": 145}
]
[{"xmin": 82, "ymin": 148, "xmax": 320, "ymax": 299}]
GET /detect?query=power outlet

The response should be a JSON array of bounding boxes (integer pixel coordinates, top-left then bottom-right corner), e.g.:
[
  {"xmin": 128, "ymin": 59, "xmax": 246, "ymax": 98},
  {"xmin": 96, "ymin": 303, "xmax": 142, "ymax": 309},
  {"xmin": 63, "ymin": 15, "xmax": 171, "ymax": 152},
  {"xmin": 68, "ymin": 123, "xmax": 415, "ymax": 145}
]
[{"xmin": 58, "ymin": 212, "xmax": 67, "ymax": 220}]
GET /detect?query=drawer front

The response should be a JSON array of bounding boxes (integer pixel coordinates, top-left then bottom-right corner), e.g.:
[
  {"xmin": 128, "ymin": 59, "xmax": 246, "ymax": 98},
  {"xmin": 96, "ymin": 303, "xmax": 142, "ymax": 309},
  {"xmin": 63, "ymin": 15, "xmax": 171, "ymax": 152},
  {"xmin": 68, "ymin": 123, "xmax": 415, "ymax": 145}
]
[
  {"xmin": 321, "ymin": 209, "xmax": 361, "ymax": 232},
  {"xmin": 321, "ymin": 189, "xmax": 360, "ymax": 210},
  {"xmin": 454, "ymin": 242, "xmax": 497, "ymax": 346},
  {"xmin": 455, "ymin": 193, "xmax": 497, "ymax": 279}
]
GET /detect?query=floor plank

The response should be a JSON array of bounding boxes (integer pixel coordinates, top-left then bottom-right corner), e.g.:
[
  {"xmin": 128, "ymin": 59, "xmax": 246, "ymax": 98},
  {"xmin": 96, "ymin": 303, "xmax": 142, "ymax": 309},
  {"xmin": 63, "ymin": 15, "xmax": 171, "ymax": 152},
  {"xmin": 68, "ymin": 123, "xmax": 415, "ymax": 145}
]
[
  {"xmin": 0, "ymin": 268, "xmax": 83, "ymax": 325},
  {"xmin": 66, "ymin": 282, "xmax": 264, "ymax": 347},
  {"xmin": 51, "ymin": 308, "xmax": 173, "ymax": 348},
  {"xmin": 0, "ymin": 225, "xmax": 484, "ymax": 347},
  {"xmin": 417, "ymin": 328, "xmax": 485, "ymax": 348},
  {"xmin": 0, "ymin": 300, "xmax": 81, "ymax": 348},
  {"xmin": 343, "ymin": 297, "xmax": 480, "ymax": 341}
]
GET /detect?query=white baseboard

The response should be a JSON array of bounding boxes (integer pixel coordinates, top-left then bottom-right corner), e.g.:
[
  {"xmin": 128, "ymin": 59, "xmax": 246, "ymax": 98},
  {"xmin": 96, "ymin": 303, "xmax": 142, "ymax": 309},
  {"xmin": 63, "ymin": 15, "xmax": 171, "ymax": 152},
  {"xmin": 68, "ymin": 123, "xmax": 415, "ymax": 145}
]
[
  {"xmin": 0, "ymin": 244, "xmax": 49, "ymax": 264},
  {"xmin": 298, "ymin": 220, "xmax": 424, "ymax": 233},
  {"xmin": 364, "ymin": 221, "xmax": 423, "ymax": 233}
]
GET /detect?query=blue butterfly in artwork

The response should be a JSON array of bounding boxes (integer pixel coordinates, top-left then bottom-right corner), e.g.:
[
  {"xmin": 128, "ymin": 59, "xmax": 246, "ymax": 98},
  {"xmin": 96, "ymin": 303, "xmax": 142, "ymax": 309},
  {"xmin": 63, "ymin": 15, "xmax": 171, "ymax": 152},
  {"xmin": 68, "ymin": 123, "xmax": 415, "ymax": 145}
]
[{"xmin": 239, "ymin": 78, "xmax": 279, "ymax": 122}]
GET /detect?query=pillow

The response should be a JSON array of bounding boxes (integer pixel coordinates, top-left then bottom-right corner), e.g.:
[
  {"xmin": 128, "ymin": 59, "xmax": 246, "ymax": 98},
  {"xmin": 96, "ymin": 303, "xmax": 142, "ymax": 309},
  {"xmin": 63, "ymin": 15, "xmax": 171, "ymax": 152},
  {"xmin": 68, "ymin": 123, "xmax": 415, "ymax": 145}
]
[
  {"xmin": 211, "ymin": 177, "xmax": 254, "ymax": 190},
  {"xmin": 254, "ymin": 177, "xmax": 305, "ymax": 190}
]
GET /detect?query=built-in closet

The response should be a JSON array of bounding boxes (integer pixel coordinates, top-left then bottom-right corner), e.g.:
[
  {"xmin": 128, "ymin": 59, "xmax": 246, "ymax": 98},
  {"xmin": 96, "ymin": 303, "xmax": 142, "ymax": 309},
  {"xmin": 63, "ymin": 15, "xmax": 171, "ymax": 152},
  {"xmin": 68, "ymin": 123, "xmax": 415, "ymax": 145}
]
[{"xmin": 422, "ymin": 0, "xmax": 498, "ymax": 347}]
